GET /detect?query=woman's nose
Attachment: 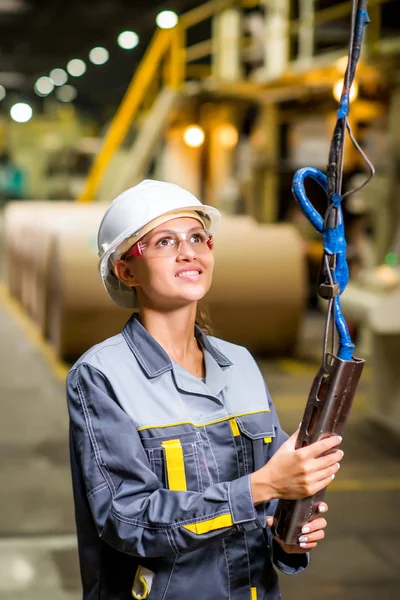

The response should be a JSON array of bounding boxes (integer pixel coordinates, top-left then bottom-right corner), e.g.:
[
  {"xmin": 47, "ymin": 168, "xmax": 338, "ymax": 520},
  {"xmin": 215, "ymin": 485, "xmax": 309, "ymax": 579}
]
[{"xmin": 176, "ymin": 239, "xmax": 196, "ymax": 259}]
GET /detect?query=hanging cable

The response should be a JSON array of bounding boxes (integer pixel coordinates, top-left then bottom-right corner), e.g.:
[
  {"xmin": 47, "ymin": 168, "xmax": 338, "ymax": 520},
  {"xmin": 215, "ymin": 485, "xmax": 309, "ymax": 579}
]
[
  {"xmin": 273, "ymin": 0, "xmax": 374, "ymax": 545},
  {"xmin": 292, "ymin": 0, "xmax": 373, "ymax": 362}
]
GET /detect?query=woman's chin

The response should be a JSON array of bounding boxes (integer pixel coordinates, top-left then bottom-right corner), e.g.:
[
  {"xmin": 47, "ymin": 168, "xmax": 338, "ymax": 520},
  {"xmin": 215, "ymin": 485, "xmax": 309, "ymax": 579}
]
[{"xmin": 163, "ymin": 288, "xmax": 209, "ymax": 308}]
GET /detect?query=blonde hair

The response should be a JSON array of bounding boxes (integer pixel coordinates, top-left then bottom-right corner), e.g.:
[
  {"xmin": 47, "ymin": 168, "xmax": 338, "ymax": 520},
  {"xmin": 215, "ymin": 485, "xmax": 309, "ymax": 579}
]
[{"xmin": 196, "ymin": 303, "xmax": 214, "ymax": 336}]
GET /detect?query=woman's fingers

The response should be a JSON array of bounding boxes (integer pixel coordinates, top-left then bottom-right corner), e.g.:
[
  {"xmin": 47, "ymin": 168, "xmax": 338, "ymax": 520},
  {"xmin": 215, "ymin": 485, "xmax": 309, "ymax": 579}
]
[
  {"xmin": 317, "ymin": 502, "xmax": 328, "ymax": 513},
  {"xmin": 300, "ymin": 517, "xmax": 327, "ymax": 533},
  {"xmin": 311, "ymin": 462, "xmax": 341, "ymax": 484},
  {"xmin": 298, "ymin": 541, "xmax": 319, "ymax": 550},
  {"xmin": 298, "ymin": 527, "xmax": 325, "ymax": 545},
  {"xmin": 300, "ymin": 435, "xmax": 342, "ymax": 460},
  {"xmin": 266, "ymin": 516, "xmax": 274, "ymax": 528},
  {"xmin": 308, "ymin": 473, "xmax": 338, "ymax": 496},
  {"xmin": 298, "ymin": 518, "xmax": 327, "ymax": 548},
  {"xmin": 313, "ymin": 449, "xmax": 344, "ymax": 471}
]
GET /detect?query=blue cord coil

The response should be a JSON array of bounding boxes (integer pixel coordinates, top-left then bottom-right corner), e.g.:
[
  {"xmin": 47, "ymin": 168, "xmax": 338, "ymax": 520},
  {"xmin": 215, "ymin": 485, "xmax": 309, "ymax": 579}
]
[{"xmin": 292, "ymin": 168, "xmax": 354, "ymax": 361}]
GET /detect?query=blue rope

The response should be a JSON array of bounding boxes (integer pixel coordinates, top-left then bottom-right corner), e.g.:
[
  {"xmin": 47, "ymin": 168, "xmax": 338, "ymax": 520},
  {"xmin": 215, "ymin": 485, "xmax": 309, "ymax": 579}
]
[
  {"xmin": 292, "ymin": 168, "xmax": 354, "ymax": 360},
  {"xmin": 355, "ymin": 10, "xmax": 371, "ymax": 42},
  {"xmin": 338, "ymin": 92, "xmax": 350, "ymax": 119}
]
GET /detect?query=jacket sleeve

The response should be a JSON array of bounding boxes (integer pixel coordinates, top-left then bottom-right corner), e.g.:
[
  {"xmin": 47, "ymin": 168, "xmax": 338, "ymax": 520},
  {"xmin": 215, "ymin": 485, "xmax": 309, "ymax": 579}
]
[
  {"xmin": 264, "ymin": 384, "xmax": 309, "ymax": 575},
  {"xmin": 67, "ymin": 363, "xmax": 264, "ymax": 559}
]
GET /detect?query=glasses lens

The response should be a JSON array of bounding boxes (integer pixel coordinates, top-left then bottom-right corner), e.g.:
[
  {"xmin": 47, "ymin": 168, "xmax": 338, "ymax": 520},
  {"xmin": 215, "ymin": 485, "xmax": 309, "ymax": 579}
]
[{"xmin": 140, "ymin": 229, "xmax": 212, "ymax": 257}]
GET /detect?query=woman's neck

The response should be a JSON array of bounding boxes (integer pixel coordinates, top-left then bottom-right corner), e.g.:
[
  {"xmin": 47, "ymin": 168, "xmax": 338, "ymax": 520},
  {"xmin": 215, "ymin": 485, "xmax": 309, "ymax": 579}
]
[{"xmin": 139, "ymin": 304, "xmax": 199, "ymax": 363}]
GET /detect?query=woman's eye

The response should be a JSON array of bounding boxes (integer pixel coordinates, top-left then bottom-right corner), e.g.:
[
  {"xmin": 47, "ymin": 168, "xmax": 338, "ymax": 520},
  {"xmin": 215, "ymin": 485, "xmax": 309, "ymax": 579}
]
[
  {"xmin": 191, "ymin": 232, "xmax": 207, "ymax": 243},
  {"xmin": 156, "ymin": 237, "xmax": 175, "ymax": 247}
]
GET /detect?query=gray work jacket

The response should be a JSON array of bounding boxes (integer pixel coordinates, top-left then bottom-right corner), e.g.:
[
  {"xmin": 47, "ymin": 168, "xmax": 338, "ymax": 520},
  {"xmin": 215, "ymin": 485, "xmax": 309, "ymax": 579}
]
[{"xmin": 66, "ymin": 314, "xmax": 308, "ymax": 600}]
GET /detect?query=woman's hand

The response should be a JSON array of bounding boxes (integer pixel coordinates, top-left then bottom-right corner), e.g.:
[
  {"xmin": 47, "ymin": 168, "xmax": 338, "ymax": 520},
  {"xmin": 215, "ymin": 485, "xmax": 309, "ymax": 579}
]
[
  {"xmin": 266, "ymin": 502, "xmax": 328, "ymax": 553},
  {"xmin": 250, "ymin": 429, "xmax": 343, "ymax": 504}
]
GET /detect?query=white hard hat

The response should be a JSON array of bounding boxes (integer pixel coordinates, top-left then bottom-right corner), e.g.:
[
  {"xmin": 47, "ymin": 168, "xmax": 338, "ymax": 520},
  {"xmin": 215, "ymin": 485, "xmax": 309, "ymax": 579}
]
[{"xmin": 98, "ymin": 179, "xmax": 221, "ymax": 309}]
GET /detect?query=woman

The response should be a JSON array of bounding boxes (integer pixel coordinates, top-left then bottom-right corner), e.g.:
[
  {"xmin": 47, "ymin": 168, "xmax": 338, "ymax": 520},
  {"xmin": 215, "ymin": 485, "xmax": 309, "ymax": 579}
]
[{"xmin": 67, "ymin": 179, "xmax": 343, "ymax": 600}]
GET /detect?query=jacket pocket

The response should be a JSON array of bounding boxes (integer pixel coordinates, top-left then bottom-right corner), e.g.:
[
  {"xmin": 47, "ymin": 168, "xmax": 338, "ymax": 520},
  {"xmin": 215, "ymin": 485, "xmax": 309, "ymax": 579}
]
[
  {"xmin": 141, "ymin": 431, "xmax": 205, "ymax": 492},
  {"xmin": 234, "ymin": 411, "xmax": 275, "ymax": 474}
]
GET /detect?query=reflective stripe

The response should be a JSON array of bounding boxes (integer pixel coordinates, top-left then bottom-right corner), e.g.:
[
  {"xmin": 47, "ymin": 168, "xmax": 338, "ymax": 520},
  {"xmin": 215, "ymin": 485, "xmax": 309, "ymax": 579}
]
[
  {"xmin": 264, "ymin": 437, "xmax": 272, "ymax": 444},
  {"xmin": 131, "ymin": 566, "xmax": 155, "ymax": 599},
  {"xmin": 137, "ymin": 409, "xmax": 271, "ymax": 431},
  {"xmin": 229, "ymin": 418, "xmax": 240, "ymax": 437},
  {"xmin": 161, "ymin": 439, "xmax": 187, "ymax": 491},
  {"xmin": 251, "ymin": 587, "xmax": 257, "ymax": 600},
  {"xmin": 183, "ymin": 513, "xmax": 233, "ymax": 534}
]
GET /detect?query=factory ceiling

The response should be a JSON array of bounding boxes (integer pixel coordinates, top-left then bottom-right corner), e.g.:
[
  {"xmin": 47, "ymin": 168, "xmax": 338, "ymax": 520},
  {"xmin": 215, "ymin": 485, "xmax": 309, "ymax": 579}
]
[
  {"xmin": 0, "ymin": 0, "xmax": 201, "ymax": 117},
  {"xmin": 0, "ymin": 0, "xmax": 399, "ymax": 121}
]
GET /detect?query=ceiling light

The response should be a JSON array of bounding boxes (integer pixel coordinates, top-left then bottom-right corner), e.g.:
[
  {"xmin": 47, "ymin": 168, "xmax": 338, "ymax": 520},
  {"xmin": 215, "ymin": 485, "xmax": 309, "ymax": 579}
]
[
  {"xmin": 66, "ymin": 59, "xmax": 86, "ymax": 77},
  {"xmin": 10, "ymin": 102, "xmax": 32, "ymax": 123},
  {"xmin": 183, "ymin": 125, "xmax": 204, "ymax": 148},
  {"xmin": 333, "ymin": 79, "xmax": 358, "ymax": 104},
  {"xmin": 34, "ymin": 76, "xmax": 54, "ymax": 96},
  {"xmin": 55, "ymin": 85, "xmax": 77, "ymax": 103},
  {"xmin": 89, "ymin": 47, "xmax": 109, "ymax": 65},
  {"xmin": 216, "ymin": 124, "xmax": 238, "ymax": 149},
  {"xmin": 156, "ymin": 10, "xmax": 178, "ymax": 29},
  {"xmin": 117, "ymin": 31, "xmax": 139, "ymax": 50},
  {"xmin": 50, "ymin": 68, "xmax": 68, "ymax": 86},
  {"xmin": 0, "ymin": 85, "xmax": 6, "ymax": 101}
]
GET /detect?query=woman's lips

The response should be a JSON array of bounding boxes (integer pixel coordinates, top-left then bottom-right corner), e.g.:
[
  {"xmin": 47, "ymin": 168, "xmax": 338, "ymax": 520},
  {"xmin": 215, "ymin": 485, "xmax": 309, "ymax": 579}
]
[{"xmin": 175, "ymin": 269, "xmax": 202, "ymax": 280}]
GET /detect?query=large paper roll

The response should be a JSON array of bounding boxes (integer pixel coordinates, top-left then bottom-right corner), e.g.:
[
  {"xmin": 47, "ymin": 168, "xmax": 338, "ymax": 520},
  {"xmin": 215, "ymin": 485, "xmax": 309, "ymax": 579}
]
[
  {"xmin": 3, "ymin": 201, "xmax": 106, "ymax": 335},
  {"xmin": 207, "ymin": 216, "xmax": 307, "ymax": 354},
  {"xmin": 48, "ymin": 218, "xmax": 131, "ymax": 360},
  {"xmin": 30, "ymin": 204, "xmax": 106, "ymax": 335},
  {"xmin": 20, "ymin": 203, "xmax": 74, "ymax": 317},
  {"xmin": 3, "ymin": 201, "xmax": 55, "ymax": 303}
]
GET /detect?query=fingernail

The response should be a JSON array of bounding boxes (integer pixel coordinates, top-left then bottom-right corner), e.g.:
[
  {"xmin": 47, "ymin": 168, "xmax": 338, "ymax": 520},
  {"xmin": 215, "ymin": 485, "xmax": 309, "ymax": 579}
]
[
  {"xmin": 337, "ymin": 436, "xmax": 342, "ymax": 442},
  {"xmin": 341, "ymin": 450, "xmax": 345, "ymax": 457},
  {"xmin": 332, "ymin": 474, "xmax": 335, "ymax": 480},
  {"xmin": 337, "ymin": 463, "xmax": 341, "ymax": 469},
  {"xmin": 318, "ymin": 504, "xmax": 326, "ymax": 512},
  {"xmin": 298, "ymin": 536, "xmax": 308, "ymax": 543},
  {"xmin": 300, "ymin": 542, "xmax": 307, "ymax": 548},
  {"xmin": 301, "ymin": 526, "xmax": 310, "ymax": 533}
]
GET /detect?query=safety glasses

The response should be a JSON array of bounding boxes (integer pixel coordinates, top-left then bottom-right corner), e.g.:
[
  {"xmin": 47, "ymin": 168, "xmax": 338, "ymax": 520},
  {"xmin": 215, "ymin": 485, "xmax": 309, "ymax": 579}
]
[{"xmin": 123, "ymin": 228, "xmax": 214, "ymax": 260}]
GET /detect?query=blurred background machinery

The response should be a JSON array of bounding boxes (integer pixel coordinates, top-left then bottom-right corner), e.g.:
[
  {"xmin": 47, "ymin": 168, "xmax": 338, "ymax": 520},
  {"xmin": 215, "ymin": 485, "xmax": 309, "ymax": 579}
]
[{"xmin": 1, "ymin": 1, "xmax": 400, "ymax": 599}]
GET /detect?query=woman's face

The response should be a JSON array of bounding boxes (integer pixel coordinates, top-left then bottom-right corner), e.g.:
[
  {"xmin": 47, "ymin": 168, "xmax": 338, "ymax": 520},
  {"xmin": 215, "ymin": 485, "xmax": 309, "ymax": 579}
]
[{"xmin": 117, "ymin": 217, "xmax": 214, "ymax": 310}]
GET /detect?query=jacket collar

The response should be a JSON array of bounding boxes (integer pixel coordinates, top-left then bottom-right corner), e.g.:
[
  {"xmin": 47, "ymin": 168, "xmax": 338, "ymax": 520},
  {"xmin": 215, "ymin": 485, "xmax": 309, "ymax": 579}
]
[{"xmin": 122, "ymin": 313, "xmax": 232, "ymax": 378}]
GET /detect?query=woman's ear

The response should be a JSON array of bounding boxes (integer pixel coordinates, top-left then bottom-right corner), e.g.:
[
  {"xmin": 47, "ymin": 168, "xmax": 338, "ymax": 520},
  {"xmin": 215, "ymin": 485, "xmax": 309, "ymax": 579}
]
[{"xmin": 113, "ymin": 259, "xmax": 139, "ymax": 288}]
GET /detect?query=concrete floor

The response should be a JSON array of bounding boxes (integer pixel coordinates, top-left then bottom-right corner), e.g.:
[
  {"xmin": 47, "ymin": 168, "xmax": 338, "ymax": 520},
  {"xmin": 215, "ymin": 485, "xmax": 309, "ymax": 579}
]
[{"xmin": 1, "ymin": 288, "xmax": 400, "ymax": 599}]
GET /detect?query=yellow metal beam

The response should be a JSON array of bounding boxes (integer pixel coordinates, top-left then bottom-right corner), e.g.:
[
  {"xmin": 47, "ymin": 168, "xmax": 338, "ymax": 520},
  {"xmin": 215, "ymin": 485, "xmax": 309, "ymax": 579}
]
[
  {"xmin": 169, "ymin": 25, "xmax": 186, "ymax": 90},
  {"xmin": 77, "ymin": 28, "xmax": 172, "ymax": 203},
  {"xmin": 181, "ymin": 0, "xmax": 260, "ymax": 29},
  {"xmin": 186, "ymin": 39, "xmax": 213, "ymax": 63},
  {"xmin": 186, "ymin": 64, "xmax": 212, "ymax": 79},
  {"xmin": 180, "ymin": 0, "xmax": 236, "ymax": 29}
]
